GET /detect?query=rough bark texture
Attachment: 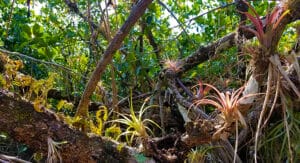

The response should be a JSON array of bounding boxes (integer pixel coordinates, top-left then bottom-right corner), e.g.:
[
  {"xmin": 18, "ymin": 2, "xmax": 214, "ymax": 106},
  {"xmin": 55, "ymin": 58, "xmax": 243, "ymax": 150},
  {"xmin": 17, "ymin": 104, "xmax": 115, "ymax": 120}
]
[
  {"xmin": 177, "ymin": 0, "xmax": 300, "ymax": 75},
  {"xmin": 76, "ymin": 0, "xmax": 153, "ymax": 118},
  {"xmin": 0, "ymin": 90, "xmax": 137, "ymax": 162},
  {"xmin": 1, "ymin": 0, "xmax": 300, "ymax": 162},
  {"xmin": 179, "ymin": 33, "xmax": 237, "ymax": 75}
]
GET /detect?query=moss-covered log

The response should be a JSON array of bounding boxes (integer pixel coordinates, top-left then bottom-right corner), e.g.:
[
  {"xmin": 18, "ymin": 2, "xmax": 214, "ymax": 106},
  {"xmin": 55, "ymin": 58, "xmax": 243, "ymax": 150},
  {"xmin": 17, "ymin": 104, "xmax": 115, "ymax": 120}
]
[{"xmin": 0, "ymin": 90, "xmax": 137, "ymax": 162}]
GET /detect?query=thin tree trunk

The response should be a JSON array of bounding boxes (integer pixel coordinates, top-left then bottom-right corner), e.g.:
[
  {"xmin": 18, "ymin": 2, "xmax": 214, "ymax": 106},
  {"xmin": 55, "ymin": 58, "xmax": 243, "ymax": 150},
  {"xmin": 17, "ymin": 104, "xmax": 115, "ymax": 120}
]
[{"xmin": 75, "ymin": 0, "xmax": 154, "ymax": 119}]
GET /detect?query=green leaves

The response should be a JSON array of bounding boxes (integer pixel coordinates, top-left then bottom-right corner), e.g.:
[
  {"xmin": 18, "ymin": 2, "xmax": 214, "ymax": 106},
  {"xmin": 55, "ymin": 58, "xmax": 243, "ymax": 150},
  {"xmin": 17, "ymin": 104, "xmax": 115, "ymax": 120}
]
[
  {"xmin": 110, "ymin": 96, "xmax": 161, "ymax": 144},
  {"xmin": 32, "ymin": 23, "xmax": 44, "ymax": 37}
]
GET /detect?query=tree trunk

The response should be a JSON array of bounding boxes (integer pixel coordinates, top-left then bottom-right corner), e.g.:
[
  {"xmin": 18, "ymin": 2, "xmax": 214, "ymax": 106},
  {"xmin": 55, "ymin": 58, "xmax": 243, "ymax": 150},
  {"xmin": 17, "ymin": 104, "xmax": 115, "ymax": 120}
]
[
  {"xmin": 0, "ymin": 90, "xmax": 137, "ymax": 162},
  {"xmin": 76, "ymin": 0, "xmax": 153, "ymax": 120}
]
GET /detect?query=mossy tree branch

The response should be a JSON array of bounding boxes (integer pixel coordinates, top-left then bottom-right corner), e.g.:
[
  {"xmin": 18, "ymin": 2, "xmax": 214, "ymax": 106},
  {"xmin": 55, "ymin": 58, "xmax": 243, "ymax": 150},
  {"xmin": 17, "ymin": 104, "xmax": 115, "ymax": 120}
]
[{"xmin": 0, "ymin": 90, "xmax": 137, "ymax": 162}]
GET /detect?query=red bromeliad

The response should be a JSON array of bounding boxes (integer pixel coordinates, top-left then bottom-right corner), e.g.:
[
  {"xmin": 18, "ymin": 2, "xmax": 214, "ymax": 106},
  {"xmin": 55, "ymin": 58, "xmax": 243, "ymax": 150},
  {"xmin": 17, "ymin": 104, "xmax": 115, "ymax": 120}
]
[
  {"xmin": 193, "ymin": 83, "xmax": 247, "ymax": 128},
  {"xmin": 194, "ymin": 80, "xmax": 211, "ymax": 99},
  {"xmin": 240, "ymin": 0, "xmax": 290, "ymax": 48}
]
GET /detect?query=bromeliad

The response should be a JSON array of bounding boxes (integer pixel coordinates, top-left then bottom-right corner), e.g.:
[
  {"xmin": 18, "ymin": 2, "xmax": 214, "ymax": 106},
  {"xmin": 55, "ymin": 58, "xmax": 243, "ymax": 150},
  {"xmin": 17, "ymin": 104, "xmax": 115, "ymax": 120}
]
[
  {"xmin": 240, "ymin": 0, "xmax": 290, "ymax": 48},
  {"xmin": 193, "ymin": 84, "xmax": 247, "ymax": 128}
]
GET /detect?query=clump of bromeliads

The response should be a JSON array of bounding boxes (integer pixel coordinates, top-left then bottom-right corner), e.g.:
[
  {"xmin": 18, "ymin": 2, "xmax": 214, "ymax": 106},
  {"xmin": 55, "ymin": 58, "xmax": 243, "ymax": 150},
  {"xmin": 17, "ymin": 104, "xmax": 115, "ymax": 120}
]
[{"xmin": 185, "ymin": 1, "xmax": 300, "ymax": 162}]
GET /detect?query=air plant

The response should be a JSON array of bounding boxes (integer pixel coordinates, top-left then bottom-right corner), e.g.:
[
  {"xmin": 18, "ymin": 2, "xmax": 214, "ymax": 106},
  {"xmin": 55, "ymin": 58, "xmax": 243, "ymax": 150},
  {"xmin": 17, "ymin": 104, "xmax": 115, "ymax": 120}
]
[
  {"xmin": 163, "ymin": 59, "xmax": 182, "ymax": 73},
  {"xmin": 194, "ymin": 80, "xmax": 211, "ymax": 100},
  {"xmin": 240, "ymin": 0, "xmax": 290, "ymax": 48},
  {"xmin": 111, "ymin": 97, "xmax": 161, "ymax": 145},
  {"xmin": 193, "ymin": 84, "xmax": 248, "ymax": 128},
  {"xmin": 186, "ymin": 145, "xmax": 217, "ymax": 163}
]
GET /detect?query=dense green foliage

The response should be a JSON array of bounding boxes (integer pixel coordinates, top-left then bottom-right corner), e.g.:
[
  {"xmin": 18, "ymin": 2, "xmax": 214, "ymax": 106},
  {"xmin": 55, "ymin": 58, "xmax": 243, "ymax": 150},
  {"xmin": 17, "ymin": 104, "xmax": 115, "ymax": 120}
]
[
  {"xmin": 1, "ymin": 0, "xmax": 299, "ymax": 162},
  {"xmin": 0, "ymin": 0, "xmax": 281, "ymax": 96}
]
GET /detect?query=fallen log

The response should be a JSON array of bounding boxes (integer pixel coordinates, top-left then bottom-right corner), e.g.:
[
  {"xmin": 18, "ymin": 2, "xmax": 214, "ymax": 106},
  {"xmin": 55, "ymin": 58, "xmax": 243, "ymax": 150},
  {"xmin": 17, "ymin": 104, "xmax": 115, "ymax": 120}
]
[{"xmin": 0, "ymin": 90, "xmax": 138, "ymax": 162}]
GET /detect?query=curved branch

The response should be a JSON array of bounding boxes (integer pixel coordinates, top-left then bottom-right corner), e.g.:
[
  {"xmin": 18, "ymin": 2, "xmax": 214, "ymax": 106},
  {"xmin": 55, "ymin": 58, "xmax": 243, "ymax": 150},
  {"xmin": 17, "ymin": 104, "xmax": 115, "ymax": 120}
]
[
  {"xmin": 177, "ymin": 7, "xmax": 300, "ymax": 76},
  {"xmin": 75, "ymin": 0, "xmax": 154, "ymax": 119}
]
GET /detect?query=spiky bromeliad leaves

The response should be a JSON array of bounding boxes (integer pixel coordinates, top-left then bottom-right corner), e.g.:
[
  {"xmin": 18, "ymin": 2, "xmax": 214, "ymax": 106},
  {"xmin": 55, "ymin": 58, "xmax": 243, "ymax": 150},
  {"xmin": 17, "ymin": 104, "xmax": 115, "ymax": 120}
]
[
  {"xmin": 192, "ymin": 83, "xmax": 263, "ymax": 142},
  {"xmin": 186, "ymin": 145, "xmax": 218, "ymax": 163},
  {"xmin": 193, "ymin": 84, "xmax": 249, "ymax": 129},
  {"xmin": 240, "ymin": 0, "xmax": 290, "ymax": 48},
  {"xmin": 194, "ymin": 80, "xmax": 211, "ymax": 99},
  {"xmin": 163, "ymin": 59, "xmax": 182, "ymax": 73},
  {"xmin": 111, "ymin": 97, "xmax": 161, "ymax": 145}
]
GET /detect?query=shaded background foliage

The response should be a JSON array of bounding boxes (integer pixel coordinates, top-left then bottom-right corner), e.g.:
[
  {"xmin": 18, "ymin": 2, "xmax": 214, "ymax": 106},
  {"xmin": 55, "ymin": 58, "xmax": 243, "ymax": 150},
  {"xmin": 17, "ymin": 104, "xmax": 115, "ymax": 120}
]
[
  {"xmin": 0, "ymin": 0, "xmax": 300, "ymax": 162},
  {"xmin": 0, "ymin": 0, "xmax": 283, "ymax": 95}
]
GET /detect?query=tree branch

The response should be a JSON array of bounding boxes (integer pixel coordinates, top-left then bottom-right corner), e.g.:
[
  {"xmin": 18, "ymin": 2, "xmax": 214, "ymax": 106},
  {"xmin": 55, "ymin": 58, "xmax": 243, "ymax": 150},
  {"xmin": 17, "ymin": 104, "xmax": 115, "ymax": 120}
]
[
  {"xmin": 177, "ymin": 0, "xmax": 300, "ymax": 75},
  {"xmin": 0, "ymin": 90, "xmax": 137, "ymax": 162},
  {"xmin": 157, "ymin": 0, "xmax": 189, "ymax": 36},
  {"xmin": 0, "ymin": 48, "xmax": 74, "ymax": 74},
  {"xmin": 75, "ymin": 0, "xmax": 154, "ymax": 119}
]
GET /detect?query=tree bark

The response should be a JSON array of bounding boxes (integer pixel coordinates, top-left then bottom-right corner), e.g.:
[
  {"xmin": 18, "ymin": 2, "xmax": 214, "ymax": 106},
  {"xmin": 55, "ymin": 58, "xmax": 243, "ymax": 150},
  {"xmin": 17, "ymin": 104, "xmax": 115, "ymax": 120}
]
[
  {"xmin": 76, "ymin": 0, "xmax": 153, "ymax": 119},
  {"xmin": 0, "ymin": 90, "xmax": 137, "ymax": 162},
  {"xmin": 177, "ymin": 0, "xmax": 300, "ymax": 75}
]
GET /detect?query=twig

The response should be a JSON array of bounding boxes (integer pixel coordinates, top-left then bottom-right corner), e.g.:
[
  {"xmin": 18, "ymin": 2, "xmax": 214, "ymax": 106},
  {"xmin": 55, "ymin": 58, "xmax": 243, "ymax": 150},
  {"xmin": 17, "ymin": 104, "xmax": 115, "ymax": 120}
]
[
  {"xmin": 157, "ymin": 0, "xmax": 189, "ymax": 36},
  {"xmin": 117, "ymin": 92, "xmax": 152, "ymax": 106},
  {"xmin": 0, "ymin": 154, "xmax": 30, "ymax": 163},
  {"xmin": 170, "ymin": 2, "xmax": 235, "ymax": 29},
  {"xmin": 179, "ymin": 32, "xmax": 238, "ymax": 75},
  {"xmin": 167, "ymin": 78, "xmax": 209, "ymax": 119},
  {"xmin": 0, "ymin": 48, "xmax": 84, "ymax": 78},
  {"xmin": 176, "ymin": 78, "xmax": 193, "ymax": 97},
  {"xmin": 64, "ymin": 0, "xmax": 97, "ymax": 29}
]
